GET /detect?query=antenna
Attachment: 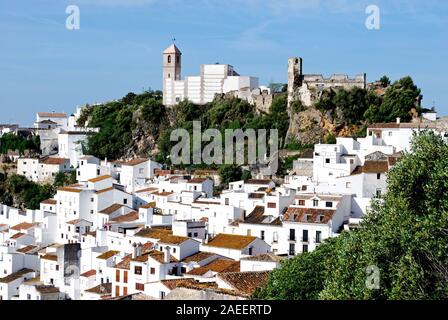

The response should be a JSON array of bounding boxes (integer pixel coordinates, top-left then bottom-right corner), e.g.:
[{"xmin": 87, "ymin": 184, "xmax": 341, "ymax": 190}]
[{"xmin": 171, "ymin": 37, "xmax": 176, "ymax": 44}]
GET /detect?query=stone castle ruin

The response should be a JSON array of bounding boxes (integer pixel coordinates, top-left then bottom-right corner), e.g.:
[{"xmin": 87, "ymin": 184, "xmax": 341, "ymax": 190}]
[{"xmin": 287, "ymin": 57, "xmax": 366, "ymax": 109}]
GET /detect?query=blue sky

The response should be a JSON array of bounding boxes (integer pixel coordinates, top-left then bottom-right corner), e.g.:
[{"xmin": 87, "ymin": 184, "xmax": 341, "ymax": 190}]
[{"xmin": 1, "ymin": 0, "xmax": 447, "ymax": 125}]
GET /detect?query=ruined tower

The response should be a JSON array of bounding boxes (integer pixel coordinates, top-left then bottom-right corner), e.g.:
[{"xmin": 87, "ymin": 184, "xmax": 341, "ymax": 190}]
[{"xmin": 287, "ymin": 57, "xmax": 303, "ymax": 108}]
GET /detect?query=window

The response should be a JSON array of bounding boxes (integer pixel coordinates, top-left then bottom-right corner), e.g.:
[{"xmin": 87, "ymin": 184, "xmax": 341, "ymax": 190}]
[
  {"xmin": 267, "ymin": 202, "xmax": 276, "ymax": 208},
  {"xmin": 123, "ymin": 271, "xmax": 128, "ymax": 283},
  {"xmin": 176, "ymin": 56, "xmax": 180, "ymax": 63},
  {"xmin": 90, "ymin": 198, "xmax": 94, "ymax": 202},
  {"xmin": 159, "ymin": 291, "xmax": 166, "ymax": 300},
  {"xmin": 261, "ymin": 230, "xmax": 265, "ymax": 241},
  {"xmin": 298, "ymin": 200, "xmax": 305, "ymax": 206},
  {"xmin": 289, "ymin": 229, "xmax": 295, "ymax": 241},
  {"xmin": 376, "ymin": 189, "xmax": 382, "ymax": 197},
  {"xmin": 388, "ymin": 131, "xmax": 392, "ymax": 137},
  {"xmin": 123, "ymin": 287, "xmax": 128, "ymax": 296},
  {"xmin": 313, "ymin": 199, "xmax": 319, "ymax": 207},
  {"xmin": 115, "ymin": 286, "xmax": 120, "ymax": 297},
  {"xmin": 188, "ymin": 232, "xmax": 192, "ymax": 237},
  {"xmin": 377, "ymin": 173, "xmax": 381, "ymax": 180},
  {"xmin": 124, "ymin": 199, "xmax": 128, "ymax": 205},
  {"xmin": 225, "ymin": 198, "xmax": 229, "ymax": 205},
  {"xmin": 273, "ymin": 232, "xmax": 278, "ymax": 243},
  {"xmin": 302, "ymin": 230, "xmax": 309, "ymax": 242},
  {"xmin": 97, "ymin": 169, "xmax": 100, "ymax": 175},
  {"xmin": 325, "ymin": 158, "xmax": 330, "ymax": 164},
  {"xmin": 27, "ymin": 294, "xmax": 31, "ymax": 300},
  {"xmin": 346, "ymin": 182, "xmax": 351, "ymax": 188},
  {"xmin": 136, "ymin": 283, "xmax": 144, "ymax": 291},
  {"xmin": 248, "ymin": 247, "xmax": 253, "ymax": 255},
  {"xmin": 139, "ymin": 168, "xmax": 144, "ymax": 174},
  {"xmin": 167, "ymin": 55, "xmax": 171, "ymax": 63},
  {"xmin": 289, "ymin": 243, "xmax": 295, "ymax": 255},
  {"xmin": 302, "ymin": 244, "xmax": 308, "ymax": 253},
  {"xmin": 134, "ymin": 266, "xmax": 142, "ymax": 275},
  {"xmin": 301, "ymin": 185, "xmax": 307, "ymax": 191},
  {"xmin": 115, "ymin": 270, "xmax": 120, "ymax": 282},
  {"xmin": 325, "ymin": 201, "xmax": 333, "ymax": 208},
  {"xmin": 193, "ymin": 232, "xmax": 198, "ymax": 237},
  {"xmin": 150, "ymin": 268, "xmax": 155, "ymax": 275},
  {"xmin": 247, "ymin": 229, "xmax": 251, "ymax": 236},
  {"xmin": 316, "ymin": 231, "xmax": 322, "ymax": 243}
]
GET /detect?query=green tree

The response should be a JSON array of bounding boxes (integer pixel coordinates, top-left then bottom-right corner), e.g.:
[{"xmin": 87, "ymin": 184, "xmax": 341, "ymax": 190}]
[
  {"xmin": 218, "ymin": 165, "xmax": 244, "ymax": 188},
  {"xmin": 256, "ymin": 131, "xmax": 448, "ymax": 300}
]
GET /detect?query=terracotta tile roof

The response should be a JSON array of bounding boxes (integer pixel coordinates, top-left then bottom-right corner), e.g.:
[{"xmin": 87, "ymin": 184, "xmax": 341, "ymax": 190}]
[
  {"xmin": 58, "ymin": 187, "xmax": 82, "ymax": 193},
  {"xmin": 99, "ymin": 203, "xmax": 125, "ymax": 215},
  {"xmin": 11, "ymin": 222, "xmax": 38, "ymax": 231},
  {"xmin": 96, "ymin": 187, "xmax": 114, "ymax": 194},
  {"xmin": 368, "ymin": 122, "xmax": 436, "ymax": 129},
  {"xmin": 0, "ymin": 268, "xmax": 34, "ymax": 283},
  {"xmin": 187, "ymin": 178, "xmax": 208, "ymax": 184},
  {"xmin": 96, "ymin": 250, "xmax": 120, "ymax": 260},
  {"xmin": 161, "ymin": 278, "xmax": 197, "ymax": 290},
  {"xmin": 153, "ymin": 191, "xmax": 173, "ymax": 197},
  {"xmin": 41, "ymin": 198, "xmax": 57, "ymax": 205},
  {"xmin": 205, "ymin": 234, "xmax": 257, "ymax": 250},
  {"xmin": 38, "ymin": 112, "xmax": 67, "ymax": 118},
  {"xmin": 242, "ymin": 206, "xmax": 282, "ymax": 226},
  {"xmin": 41, "ymin": 254, "xmax": 58, "ymax": 261},
  {"xmin": 132, "ymin": 250, "xmax": 178, "ymax": 264},
  {"xmin": 85, "ymin": 283, "xmax": 112, "ymax": 295},
  {"xmin": 351, "ymin": 160, "xmax": 389, "ymax": 175},
  {"xmin": 154, "ymin": 169, "xmax": 173, "ymax": 176},
  {"xmin": 10, "ymin": 232, "xmax": 26, "ymax": 239},
  {"xmin": 136, "ymin": 187, "xmax": 158, "ymax": 194},
  {"xmin": 135, "ymin": 227, "xmax": 172, "ymax": 239},
  {"xmin": 140, "ymin": 202, "xmax": 156, "ymax": 209},
  {"xmin": 80, "ymin": 269, "xmax": 96, "ymax": 278},
  {"xmin": 283, "ymin": 207, "xmax": 336, "ymax": 224},
  {"xmin": 88, "ymin": 175, "xmax": 112, "ymax": 183},
  {"xmin": 40, "ymin": 157, "xmax": 69, "ymax": 165},
  {"xmin": 121, "ymin": 158, "xmax": 148, "ymax": 166},
  {"xmin": 187, "ymin": 258, "xmax": 240, "ymax": 275},
  {"xmin": 241, "ymin": 253, "xmax": 284, "ymax": 263},
  {"xmin": 245, "ymin": 179, "xmax": 272, "ymax": 185},
  {"xmin": 248, "ymin": 193, "xmax": 265, "ymax": 199},
  {"xmin": 115, "ymin": 254, "xmax": 132, "ymax": 270},
  {"xmin": 217, "ymin": 271, "xmax": 271, "ymax": 296},
  {"xmin": 110, "ymin": 211, "xmax": 139, "ymax": 223},
  {"xmin": 16, "ymin": 245, "xmax": 38, "ymax": 254},
  {"xmin": 182, "ymin": 251, "xmax": 216, "ymax": 263},
  {"xmin": 158, "ymin": 234, "xmax": 190, "ymax": 245},
  {"xmin": 35, "ymin": 285, "xmax": 60, "ymax": 294}
]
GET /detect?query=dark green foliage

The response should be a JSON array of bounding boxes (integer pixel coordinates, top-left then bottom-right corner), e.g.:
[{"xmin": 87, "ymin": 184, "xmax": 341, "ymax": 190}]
[
  {"xmin": 0, "ymin": 134, "xmax": 40, "ymax": 155},
  {"xmin": 218, "ymin": 165, "xmax": 245, "ymax": 188},
  {"xmin": 82, "ymin": 90, "xmax": 166, "ymax": 160},
  {"xmin": 364, "ymin": 76, "xmax": 421, "ymax": 123},
  {"xmin": 379, "ymin": 75, "xmax": 391, "ymax": 87},
  {"xmin": 0, "ymin": 174, "xmax": 55, "ymax": 210},
  {"xmin": 256, "ymin": 131, "xmax": 448, "ymax": 300},
  {"xmin": 324, "ymin": 133, "xmax": 336, "ymax": 144}
]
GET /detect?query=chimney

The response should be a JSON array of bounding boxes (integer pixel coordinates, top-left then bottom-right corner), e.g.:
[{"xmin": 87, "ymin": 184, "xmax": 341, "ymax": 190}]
[
  {"xmin": 132, "ymin": 242, "xmax": 137, "ymax": 259},
  {"xmin": 136, "ymin": 242, "xmax": 142, "ymax": 257},
  {"xmin": 396, "ymin": 117, "xmax": 401, "ymax": 124},
  {"xmin": 164, "ymin": 246, "xmax": 170, "ymax": 263}
]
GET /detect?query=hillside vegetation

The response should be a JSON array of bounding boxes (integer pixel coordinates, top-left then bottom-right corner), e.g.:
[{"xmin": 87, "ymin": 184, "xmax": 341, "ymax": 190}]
[{"xmin": 78, "ymin": 76, "xmax": 423, "ymax": 168}]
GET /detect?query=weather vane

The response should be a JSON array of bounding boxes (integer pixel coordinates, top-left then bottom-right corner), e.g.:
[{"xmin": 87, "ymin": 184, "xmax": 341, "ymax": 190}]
[{"xmin": 172, "ymin": 37, "xmax": 176, "ymax": 43}]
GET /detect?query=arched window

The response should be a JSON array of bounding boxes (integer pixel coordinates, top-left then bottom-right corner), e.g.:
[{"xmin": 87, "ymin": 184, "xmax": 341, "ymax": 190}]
[
  {"xmin": 167, "ymin": 55, "xmax": 171, "ymax": 63},
  {"xmin": 176, "ymin": 56, "xmax": 180, "ymax": 63},
  {"xmin": 168, "ymin": 73, "xmax": 171, "ymax": 78}
]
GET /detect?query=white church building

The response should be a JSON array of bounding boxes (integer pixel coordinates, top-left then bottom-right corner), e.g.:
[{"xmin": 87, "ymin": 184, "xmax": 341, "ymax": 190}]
[{"xmin": 162, "ymin": 44, "xmax": 259, "ymax": 106}]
